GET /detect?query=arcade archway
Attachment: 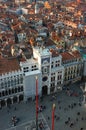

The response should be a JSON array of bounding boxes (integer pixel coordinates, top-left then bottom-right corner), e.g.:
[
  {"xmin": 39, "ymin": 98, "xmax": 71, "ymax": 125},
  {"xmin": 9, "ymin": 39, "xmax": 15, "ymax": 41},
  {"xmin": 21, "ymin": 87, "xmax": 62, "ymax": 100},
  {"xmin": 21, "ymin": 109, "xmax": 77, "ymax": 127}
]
[
  {"xmin": 19, "ymin": 94, "xmax": 23, "ymax": 102},
  {"xmin": 1, "ymin": 100, "xmax": 5, "ymax": 107},
  {"xmin": 7, "ymin": 98, "xmax": 12, "ymax": 106},
  {"xmin": 13, "ymin": 96, "xmax": 17, "ymax": 103},
  {"xmin": 42, "ymin": 86, "xmax": 48, "ymax": 95}
]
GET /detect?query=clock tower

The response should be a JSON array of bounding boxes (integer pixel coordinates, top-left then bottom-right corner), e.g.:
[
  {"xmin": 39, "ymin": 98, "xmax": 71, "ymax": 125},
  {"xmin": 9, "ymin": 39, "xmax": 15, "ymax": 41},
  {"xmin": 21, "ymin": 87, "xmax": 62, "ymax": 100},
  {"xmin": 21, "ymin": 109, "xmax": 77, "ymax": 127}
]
[{"xmin": 33, "ymin": 46, "xmax": 52, "ymax": 95}]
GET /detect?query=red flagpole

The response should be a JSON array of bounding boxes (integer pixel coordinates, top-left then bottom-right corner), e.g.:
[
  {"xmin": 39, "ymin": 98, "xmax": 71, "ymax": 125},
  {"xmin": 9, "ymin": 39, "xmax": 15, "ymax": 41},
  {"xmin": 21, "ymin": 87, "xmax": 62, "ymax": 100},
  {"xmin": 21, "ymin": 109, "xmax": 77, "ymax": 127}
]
[
  {"xmin": 36, "ymin": 76, "xmax": 38, "ymax": 130},
  {"xmin": 51, "ymin": 104, "xmax": 55, "ymax": 130}
]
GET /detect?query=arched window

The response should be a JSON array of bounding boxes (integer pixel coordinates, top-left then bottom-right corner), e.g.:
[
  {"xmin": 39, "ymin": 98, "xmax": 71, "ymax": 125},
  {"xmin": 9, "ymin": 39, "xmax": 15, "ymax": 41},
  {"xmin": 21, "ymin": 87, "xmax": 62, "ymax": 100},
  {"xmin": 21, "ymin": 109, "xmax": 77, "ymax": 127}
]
[
  {"xmin": 16, "ymin": 78, "xmax": 19, "ymax": 84},
  {"xmin": 11, "ymin": 80, "xmax": 13, "ymax": 86},
  {"xmin": 21, "ymin": 86, "xmax": 23, "ymax": 91},
  {"xmin": 12, "ymin": 88, "xmax": 15, "ymax": 94},
  {"xmin": 9, "ymin": 89, "xmax": 11, "ymax": 95},
  {"xmin": 15, "ymin": 88, "xmax": 17, "ymax": 93},
  {"xmin": 4, "ymin": 82, "xmax": 7, "ymax": 88},
  {"xmin": 5, "ymin": 90, "xmax": 8, "ymax": 95},
  {"xmin": 20, "ymin": 76, "xmax": 23, "ymax": 84},
  {"xmin": 14, "ymin": 79, "xmax": 16, "ymax": 86},
  {"xmin": 2, "ymin": 91, "xmax": 5, "ymax": 96},
  {"xmin": 18, "ymin": 87, "xmax": 20, "ymax": 92},
  {"xmin": 8, "ymin": 80, "xmax": 10, "ymax": 87},
  {"xmin": 1, "ymin": 82, "xmax": 4, "ymax": 88}
]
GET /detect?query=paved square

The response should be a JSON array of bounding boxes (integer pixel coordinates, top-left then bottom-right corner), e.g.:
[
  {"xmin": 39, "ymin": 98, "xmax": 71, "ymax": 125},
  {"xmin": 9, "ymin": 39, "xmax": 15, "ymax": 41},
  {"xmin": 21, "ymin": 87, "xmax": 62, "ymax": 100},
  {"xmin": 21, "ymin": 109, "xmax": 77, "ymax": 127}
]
[{"xmin": 0, "ymin": 83, "xmax": 86, "ymax": 130}]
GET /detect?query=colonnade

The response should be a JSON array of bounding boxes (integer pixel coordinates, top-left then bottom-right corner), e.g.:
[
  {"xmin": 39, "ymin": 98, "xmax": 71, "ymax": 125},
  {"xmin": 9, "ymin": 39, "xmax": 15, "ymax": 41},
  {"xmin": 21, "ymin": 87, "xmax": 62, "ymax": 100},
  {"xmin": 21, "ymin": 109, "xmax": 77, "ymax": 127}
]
[{"xmin": 0, "ymin": 94, "xmax": 23, "ymax": 108}]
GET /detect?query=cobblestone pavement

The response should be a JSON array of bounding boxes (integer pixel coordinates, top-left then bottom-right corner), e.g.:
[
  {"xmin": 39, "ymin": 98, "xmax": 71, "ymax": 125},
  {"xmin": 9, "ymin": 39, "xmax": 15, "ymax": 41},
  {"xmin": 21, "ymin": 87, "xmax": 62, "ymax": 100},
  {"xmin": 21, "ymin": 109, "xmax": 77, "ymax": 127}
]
[{"xmin": 0, "ymin": 82, "xmax": 86, "ymax": 130}]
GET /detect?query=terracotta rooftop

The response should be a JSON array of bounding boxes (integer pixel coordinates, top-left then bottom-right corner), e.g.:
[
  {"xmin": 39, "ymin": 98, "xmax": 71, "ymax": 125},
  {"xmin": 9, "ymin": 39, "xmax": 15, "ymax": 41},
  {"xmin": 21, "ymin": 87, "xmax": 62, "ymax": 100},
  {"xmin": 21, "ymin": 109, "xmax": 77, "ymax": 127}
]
[
  {"xmin": 60, "ymin": 51, "xmax": 75, "ymax": 61},
  {"xmin": 61, "ymin": 50, "xmax": 82, "ymax": 62},
  {"xmin": 71, "ymin": 50, "xmax": 81, "ymax": 58},
  {"xmin": 19, "ymin": 57, "xmax": 26, "ymax": 62},
  {"xmin": 0, "ymin": 58, "xmax": 20, "ymax": 75},
  {"xmin": 44, "ymin": 38, "xmax": 55, "ymax": 47},
  {"xmin": 50, "ymin": 49, "xmax": 59, "ymax": 57}
]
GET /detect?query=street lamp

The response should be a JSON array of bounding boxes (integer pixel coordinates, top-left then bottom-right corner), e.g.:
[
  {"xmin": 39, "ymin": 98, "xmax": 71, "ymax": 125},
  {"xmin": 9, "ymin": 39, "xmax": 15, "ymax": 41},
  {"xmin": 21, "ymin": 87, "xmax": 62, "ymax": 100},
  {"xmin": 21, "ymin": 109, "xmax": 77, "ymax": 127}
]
[
  {"xmin": 36, "ymin": 76, "xmax": 38, "ymax": 130},
  {"xmin": 51, "ymin": 104, "xmax": 56, "ymax": 130}
]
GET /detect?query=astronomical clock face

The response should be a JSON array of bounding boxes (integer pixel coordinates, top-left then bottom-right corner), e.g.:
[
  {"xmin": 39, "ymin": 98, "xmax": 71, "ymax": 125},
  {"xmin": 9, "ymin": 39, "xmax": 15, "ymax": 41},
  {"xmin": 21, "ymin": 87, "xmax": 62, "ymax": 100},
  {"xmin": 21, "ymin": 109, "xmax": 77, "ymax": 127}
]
[
  {"xmin": 41, "ymin": 57, "xmax": 50, "ymax": 64},
  {"xmin": 42, "ymin": 76, "xmax": 48, "ymax": 82}
]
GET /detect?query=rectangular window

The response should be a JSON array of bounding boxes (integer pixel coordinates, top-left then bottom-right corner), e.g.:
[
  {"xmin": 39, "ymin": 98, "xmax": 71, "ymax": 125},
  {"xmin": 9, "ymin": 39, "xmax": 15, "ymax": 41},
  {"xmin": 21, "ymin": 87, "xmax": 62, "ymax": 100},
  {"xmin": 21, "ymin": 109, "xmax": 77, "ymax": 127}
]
[
  {"xmin": 55, "ymin": 64, "xmax": 58, "ymax": 67},
  {"xmin": 43, "ymin": 67, "xmax": 48, "ymax": 73},
  {"xmin": 53, "ymin": 77, "xmax": 55, "ymax": 80},
  {"xmin": 44, "ymin": 68, "xmax": 47, "ymax": 72},
  {"xmin": 51, "ymin": 77, "xmax": 53, "ymax": 82},
  {"xmin": 51, "ymin": 65, "xmax": 53, "ymax": 68},
  {"xmin": 58, "ymin": 75, "xmax": 62, "ymax": 80},
  {"xmin": 60, "ymin": 75, "xmax": 62, "ymax": 79}
]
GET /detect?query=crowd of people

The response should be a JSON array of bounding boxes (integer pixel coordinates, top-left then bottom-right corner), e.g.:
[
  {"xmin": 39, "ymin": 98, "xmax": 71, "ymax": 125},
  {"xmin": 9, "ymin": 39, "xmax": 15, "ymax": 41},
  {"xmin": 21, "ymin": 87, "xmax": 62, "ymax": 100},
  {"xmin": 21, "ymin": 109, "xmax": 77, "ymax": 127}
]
[
  {"xmin": 4, "ymin": 84, "xmax": 85, "ymax": 130},
  {"xmin": 42, "ymin": 86, "xmax": 86, "ymax": 130}
]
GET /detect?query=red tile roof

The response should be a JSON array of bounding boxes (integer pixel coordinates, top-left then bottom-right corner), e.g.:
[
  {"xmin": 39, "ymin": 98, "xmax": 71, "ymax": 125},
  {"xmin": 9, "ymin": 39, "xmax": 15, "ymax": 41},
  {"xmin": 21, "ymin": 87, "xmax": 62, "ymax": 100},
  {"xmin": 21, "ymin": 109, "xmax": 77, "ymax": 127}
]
[
  {"xmin": 44, "ymin": 39, "xmax": 55, "ymax": 47},
  {"xmin": 19, "ymin": 57, "xmax": 26, "ymax": 62},
  {"xmin": 50, "ymin": 49, "xmax": 59, "ymax": 57},
  {"xmin": 0, "ymin": 58, "xmax": 20, "ymax": 75},
  {"xmin": 71, "ymin": 50, "xmax": 81, "ymax": 58},
  {"xmin": 61, "ymin": 50, "xmax": 81, "ymax": 62},
  {"xmin": 60, "ymin": 52, "xmax": 75, "ymax": 61}
]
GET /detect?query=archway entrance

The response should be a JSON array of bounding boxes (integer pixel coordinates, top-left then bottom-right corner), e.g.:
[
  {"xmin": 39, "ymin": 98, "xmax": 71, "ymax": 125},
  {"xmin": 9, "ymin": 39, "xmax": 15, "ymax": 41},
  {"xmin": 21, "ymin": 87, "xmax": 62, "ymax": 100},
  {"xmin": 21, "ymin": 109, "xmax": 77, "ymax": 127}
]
[
  {"xmin": 19, "ymin": 95, "xmax": 23, "ymax": 102},
  {"xmin": 7, "ymin": 98, "xmax": 12, "ymax": 106},
  {"xmin": 13, "ymin": 96, "xmax": 17, "ymax": 103},
  {"xmin": 1, "ymin": 100, "xmax": 5, "ymax": 107},
  {"xmin": 42, "ymin": 86, "xmax": 48, "ymax": 95}
]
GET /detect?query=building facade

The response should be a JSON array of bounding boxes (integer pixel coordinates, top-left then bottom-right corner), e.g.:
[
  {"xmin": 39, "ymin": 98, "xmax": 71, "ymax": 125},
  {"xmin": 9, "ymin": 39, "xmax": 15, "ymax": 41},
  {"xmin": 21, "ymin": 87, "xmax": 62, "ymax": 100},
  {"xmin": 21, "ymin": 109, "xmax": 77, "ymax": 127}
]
[
  {"xmin": 0, "ymin": 47, "xmax": 85, "ymax": 107},
  {"xmin": 83, "ymin": 59, "xmax": 86, "ymax": 80},
  {"xmin": 0, "ymin": 70, "xmax": 23, "ymax": 108},
  {"xmin": 20, "ymin": 57, "xmax": 42, "ymax": 101},
  {"xmin": 20, "ymin": 47, "xmax": 64, "ymax": 102},
  {"xmin": 61, "ymin": 51, "xmax": 83, "ymax": 85},
  {"xmin": 33, "ymin": 47, "xmax": 64, "ymax": 95}
]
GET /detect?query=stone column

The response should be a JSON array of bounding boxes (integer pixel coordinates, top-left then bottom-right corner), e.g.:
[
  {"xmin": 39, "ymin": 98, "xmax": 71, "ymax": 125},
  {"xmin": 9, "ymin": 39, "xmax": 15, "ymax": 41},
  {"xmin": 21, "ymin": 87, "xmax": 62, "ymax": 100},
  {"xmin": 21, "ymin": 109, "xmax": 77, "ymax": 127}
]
[
  {"xmin": 0, "ymin": 92, "xmax": 2, "ymax": 97},
  {"xmin": 0, "ymin": 101, "xmax": 1, "ymax": 108},
  {"xmin": 5, "ymin": 99, "xmax": 7, "ymax": 107},
  {"xmin": 48, "ymin": 86, "xmax": 50, "ymax": 95},
  {"xmin": 11, "ymin": 97, "xmax": 13, "ymax": 104},
  {"xmin": 17, "ymin": 95, "xmax": 19, "ymax": 103},
  {"xmin": 85, "ymin": 83, "xmax": 86, "ymax": 91},
  {"xmin": 54, "ymin": 86, "xmax": 57, "ymax": 92},
  {"xmin": 82, "ymin": 95, "xmax": 86, "ymax": 104}
]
